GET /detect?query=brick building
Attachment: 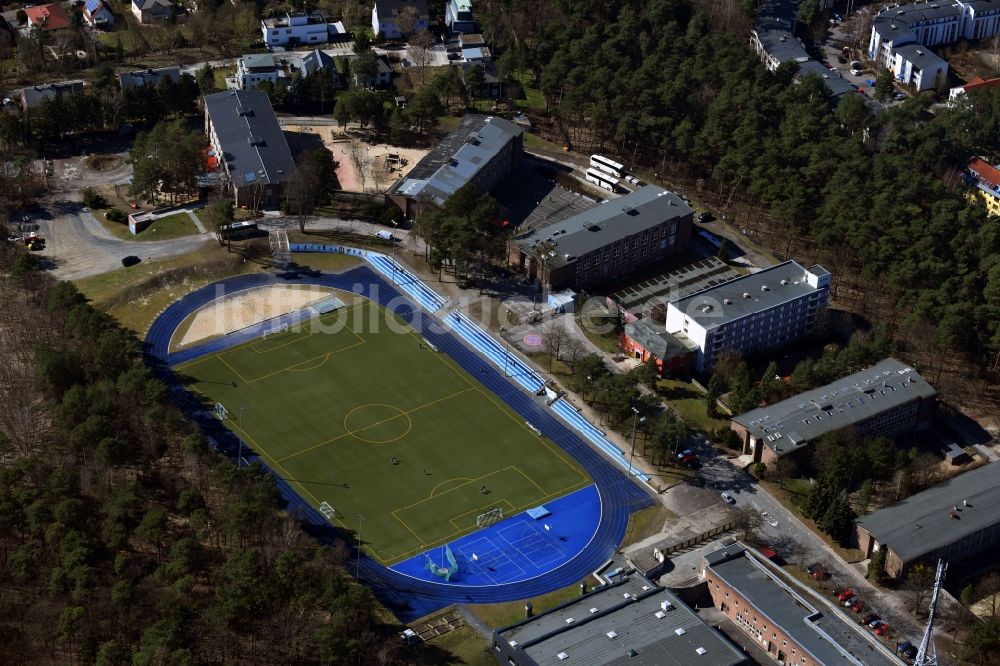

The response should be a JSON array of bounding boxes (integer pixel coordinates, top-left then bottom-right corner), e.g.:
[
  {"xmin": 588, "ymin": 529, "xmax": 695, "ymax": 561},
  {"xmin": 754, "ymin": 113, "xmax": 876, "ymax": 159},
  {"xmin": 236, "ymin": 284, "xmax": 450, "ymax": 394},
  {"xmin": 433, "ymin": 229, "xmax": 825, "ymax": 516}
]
[
  {"xmin": 508, "ymin": 186, "xmax": 694, "ymax": 290},
  {"xmin": 622, "ymin": 319, "xmax": 696, "ymax": 377},
  {"xmin": 730, "ymin": 358, "xmax": 937, "ymax": 466},
  {"xmin": 855, "ymin": 462, "xmax": 1000, "ymax": 580},
  {"xmin": 703, "ymin": 544, "xmax": 902, "ymax": 666},
  {"xmin": 494, "ymin": 570, "xmax": 748, "ymax": 666},
  {"xmin": 385, "ymin": 114, "xmax": 522, "ymax": 219}
]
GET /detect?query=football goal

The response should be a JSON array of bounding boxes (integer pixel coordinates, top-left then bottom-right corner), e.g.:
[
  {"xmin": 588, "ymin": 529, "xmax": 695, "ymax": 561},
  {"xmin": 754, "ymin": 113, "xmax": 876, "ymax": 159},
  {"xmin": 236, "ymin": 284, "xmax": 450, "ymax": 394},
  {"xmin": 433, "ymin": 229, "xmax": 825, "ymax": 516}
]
[
  {"xmin": 214, "ymin": 402, "xmax": 229, "ymax": 421},
  {"xmin": 318, "ymin": 501, "xmax": 335, "ymax": 520},
  {"xmin": 476, "ymin": 506, "xmax": 504, "ymax": 528},
  {"xmin": 263, "ymin": 323, "xmax": 290, "ymax": 340}
]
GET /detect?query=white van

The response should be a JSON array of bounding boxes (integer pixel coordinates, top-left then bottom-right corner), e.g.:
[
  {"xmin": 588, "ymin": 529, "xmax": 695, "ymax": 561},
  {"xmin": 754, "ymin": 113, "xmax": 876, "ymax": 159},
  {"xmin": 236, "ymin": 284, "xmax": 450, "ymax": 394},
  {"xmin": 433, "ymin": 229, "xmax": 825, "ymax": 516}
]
[{"xmin": 375, "ymin": 230, "xmax": 396, "ymax": 241}]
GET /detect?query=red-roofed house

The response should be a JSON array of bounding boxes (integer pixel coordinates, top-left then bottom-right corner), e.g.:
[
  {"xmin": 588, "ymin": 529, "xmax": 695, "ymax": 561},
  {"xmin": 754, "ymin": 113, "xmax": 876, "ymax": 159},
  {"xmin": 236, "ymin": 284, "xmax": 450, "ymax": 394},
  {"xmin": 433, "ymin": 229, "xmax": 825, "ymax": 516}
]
[
  {"xmin": 25, "ymin": 3, "xmax": 71, "ymax": 31},
  {"xmin": 949, "ymin": 76, "xmax": 1000, "ymax": 103},
  {"xmin": 966, "ymin": 157, "xmax": 1000, "ymax": 217}
]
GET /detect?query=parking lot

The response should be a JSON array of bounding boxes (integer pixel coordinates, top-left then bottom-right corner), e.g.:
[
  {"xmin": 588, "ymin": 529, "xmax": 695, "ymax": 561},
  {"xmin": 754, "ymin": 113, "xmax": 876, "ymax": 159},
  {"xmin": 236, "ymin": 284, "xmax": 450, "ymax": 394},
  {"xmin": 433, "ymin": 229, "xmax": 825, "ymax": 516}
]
[{"xmin": 819, "ymin": 11, "xmax": 910, "ymax": 104}]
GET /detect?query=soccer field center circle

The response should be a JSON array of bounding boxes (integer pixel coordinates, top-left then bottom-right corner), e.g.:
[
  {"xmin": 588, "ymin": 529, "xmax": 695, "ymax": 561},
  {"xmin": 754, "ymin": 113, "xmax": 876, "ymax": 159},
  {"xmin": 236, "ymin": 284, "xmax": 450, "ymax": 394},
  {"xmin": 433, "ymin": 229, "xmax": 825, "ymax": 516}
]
[
  {"xmin": 146, "ymin": 267, "xmax": 652, "ymax": 616},
  {"xmin": 343, "ymin": 403, "xmax": 413, "ymax": 444}
]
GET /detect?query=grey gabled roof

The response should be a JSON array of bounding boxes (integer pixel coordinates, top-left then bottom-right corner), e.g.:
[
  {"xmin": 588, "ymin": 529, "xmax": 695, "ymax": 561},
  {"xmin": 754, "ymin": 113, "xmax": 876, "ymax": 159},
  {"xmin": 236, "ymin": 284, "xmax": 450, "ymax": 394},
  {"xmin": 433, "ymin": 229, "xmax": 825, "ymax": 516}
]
[
  {"xmin": 732, "ymin": 358, "xmax": 936, "ymax": 455},
  {"xmin": 20, "ymin": 80, "xmax": 84, "ymax": 108},
  {"xmin": 856, "ymin": 462, "xmax": 1000, "ymax": 562},
  {"xmin": 798, "ymin": 60, "xmax": 858, "ymax": 97},
  {"xmin": 204, "ymin": 90, "xmax": 295, "ymax": 187},
  {"xmin": 668, "ymin": 260, "xmax": 829, "ymax": 330},
  {"xmin": 119, "ymin": 66, "xmax": 180, "ymax": 90},
  {"xmin": 390, "ymin": 113, "xmax": 521, "ymax": 205},
  {"xmin": 705, "ymin": 546, "xmax": 900, "ymax": 666},
  {"xmin": 498, "ymin": 573, "xmax": 747, "ymax": 666},
  {"xmin": 511, "ymin": 186, "xmax": 693, "ymax": 269}
]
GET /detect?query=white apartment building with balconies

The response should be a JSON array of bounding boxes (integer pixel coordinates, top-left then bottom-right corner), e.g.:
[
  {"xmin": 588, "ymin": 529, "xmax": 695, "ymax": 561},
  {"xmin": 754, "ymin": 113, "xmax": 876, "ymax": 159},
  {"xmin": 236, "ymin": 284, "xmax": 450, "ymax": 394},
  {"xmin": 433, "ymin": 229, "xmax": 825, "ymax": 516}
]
[{"xmin": 665, "ymin": 261, "xmax": 831, "ymax": 372}]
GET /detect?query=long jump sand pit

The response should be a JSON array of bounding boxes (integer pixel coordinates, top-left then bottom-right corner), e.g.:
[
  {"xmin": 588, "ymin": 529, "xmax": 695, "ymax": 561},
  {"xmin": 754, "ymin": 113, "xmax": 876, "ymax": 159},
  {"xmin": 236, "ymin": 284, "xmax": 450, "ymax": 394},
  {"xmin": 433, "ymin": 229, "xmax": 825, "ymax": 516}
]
[
  {"xmin": 173, "ymin": 284, "xmax": 338, "ymax": 349},
  {"xmin": 281, "ymin": 124, "xmax": 428, "ymax": 194}
]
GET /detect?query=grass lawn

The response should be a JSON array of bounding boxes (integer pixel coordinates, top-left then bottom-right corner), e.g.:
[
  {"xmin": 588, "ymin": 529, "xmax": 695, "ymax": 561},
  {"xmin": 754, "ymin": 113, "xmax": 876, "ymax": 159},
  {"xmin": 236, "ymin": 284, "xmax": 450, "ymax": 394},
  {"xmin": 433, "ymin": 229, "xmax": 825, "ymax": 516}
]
[
  {"xmin": 523, "ymin": 132, "xmax": 567, "ymax": 153},
  {"xmin": 134, "ymin": 212, "xmax": 200, "ymax": 241},
  {"xmin": 95, "ymin": 210, "xmax": 135, "ymax": 241},
  {"xmin": 426, "ymin": 624, "xmax": 495, "ymax": 665},
  {"xmin": 655, "ymin": 378, "xmax": 730, "ymax": 433},
  {"xmin": 213, "ymin": 65, "xmax": 235, "ymax": 91},
  {"xmin": 621, "ymin": 504, "xmax": 676, "ymax": 547},
  {"xmin": 512, "ymin": 71, "xmax": 545, "ymax": 113},
  {"xmin": 75, "ymin": 242, "xmax": 262, "ymax": 334},
  {"xmin": 470, "ymin": 581, "xmax": 584, "ymax": 630},
  {"xmin": 175, "ymin": 298, "xmax": 590, "ymax": 564}
]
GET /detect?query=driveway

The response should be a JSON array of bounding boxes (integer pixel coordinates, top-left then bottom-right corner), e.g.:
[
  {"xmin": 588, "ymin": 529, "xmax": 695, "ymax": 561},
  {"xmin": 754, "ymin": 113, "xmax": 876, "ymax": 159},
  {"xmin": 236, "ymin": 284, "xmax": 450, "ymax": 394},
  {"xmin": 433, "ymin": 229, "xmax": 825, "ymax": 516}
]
[{"xmin": 33, "ymin": 197, "xmax": 211, "ymax": 281}]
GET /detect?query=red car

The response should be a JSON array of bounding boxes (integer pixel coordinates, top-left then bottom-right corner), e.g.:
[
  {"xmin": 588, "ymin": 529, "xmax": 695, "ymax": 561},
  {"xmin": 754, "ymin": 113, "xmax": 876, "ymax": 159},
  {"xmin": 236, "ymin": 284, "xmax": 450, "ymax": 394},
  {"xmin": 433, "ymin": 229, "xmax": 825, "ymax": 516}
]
[
  {"xmin": 851, "ymin": 600, "xmax": 865, "ymax": 613},
  {"xmin": 838, "ymin": 589, "xmax": 855, "ymax": 602},
  {"xmin": 875, "ymin": 623, "xmax": 891, "ymax": 636}
]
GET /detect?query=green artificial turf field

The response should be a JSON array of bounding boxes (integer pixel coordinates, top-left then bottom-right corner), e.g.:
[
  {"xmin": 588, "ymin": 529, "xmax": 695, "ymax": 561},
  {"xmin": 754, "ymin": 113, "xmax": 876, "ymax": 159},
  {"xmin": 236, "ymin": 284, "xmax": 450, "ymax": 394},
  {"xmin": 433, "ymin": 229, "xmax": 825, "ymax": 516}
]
[{"xmin": 175, "ymin": 296, "xmax": 589, "ymax": 564}]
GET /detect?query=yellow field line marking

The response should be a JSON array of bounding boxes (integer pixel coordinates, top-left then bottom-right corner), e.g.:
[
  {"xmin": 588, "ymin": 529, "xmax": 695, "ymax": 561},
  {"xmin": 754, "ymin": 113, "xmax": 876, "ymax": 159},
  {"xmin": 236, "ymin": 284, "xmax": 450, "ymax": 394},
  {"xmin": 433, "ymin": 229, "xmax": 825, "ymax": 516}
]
[
  {"xmin": 429, "ymin": 477, "xmax": 473, "ymax": 497},
  {"xmin": 392, "ymin": 512, "xmax": 428, "ymax": 549},
  {"xmin": 392, "ymin": 466, "xmax": 518, "ymax": 515},
  {"xmin": 448, "ymin": 498, "xmax": 516, "ymax": 530},
  {"xmin": 249, "ymin": 302, "xmax": 367, "ymax": 354},
  {"xmin": 276, "ymin": 387, "xmax": 475, "ymax": 462},
  {"xmin": 218, "ymin": 356, "xmax": 251, "ymax": 385},
  {"xmin": 285, "ymin": 352, "xmax": 331, "ymax": 373}
]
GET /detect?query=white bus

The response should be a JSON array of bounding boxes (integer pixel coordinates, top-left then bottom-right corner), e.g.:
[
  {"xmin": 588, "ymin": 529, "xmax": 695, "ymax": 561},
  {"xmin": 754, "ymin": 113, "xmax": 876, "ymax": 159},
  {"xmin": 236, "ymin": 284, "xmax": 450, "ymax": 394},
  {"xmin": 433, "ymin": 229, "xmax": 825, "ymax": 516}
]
[
  {"xmin": 586, "ymin": 168, "xmax": 619, "ymax": 192},
  {"xmin": 590, "ymin": 154, "xmax": 625, "ymax": 178}
]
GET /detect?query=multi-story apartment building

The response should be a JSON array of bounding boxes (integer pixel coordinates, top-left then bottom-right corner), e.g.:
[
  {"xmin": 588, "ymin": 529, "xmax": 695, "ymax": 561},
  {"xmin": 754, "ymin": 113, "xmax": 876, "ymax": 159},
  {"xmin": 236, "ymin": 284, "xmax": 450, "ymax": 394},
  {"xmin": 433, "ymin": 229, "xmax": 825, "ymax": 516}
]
[
  {"xmin": 966, "ymin": 157, "xmax": 1000, "ymax": 217},
  {"xmin": 204, "ymin": 90, "xmax": 296, "ymax": 210},
  {"xmin": 730, "ymin": 358, "xmax": 937, "ymax": 465},
  {"xmin": 385, "ymin": 114, "xmax": 522, "ymax": 218},
  {"xmin": 234, "ymin": 50, "xmax": 340, "ymax": 91},
  {"xmin": 508, "ymin": 187, "xmax": 694, "ymax": 291},
  {"xmin": 869, "ymin": 0, "xmax": 1000, "ymax": 92},
  {"xmin": 372, "ymin": 0, "xmax": 429, "ymax": 39},
  {"xmin": 664, "ymin": 261, "xmax": 830, "ymax": 373},
  {"xmin": 261, "ymin": 11, "xmax": 348, "ymax": 47},
  {"xmin": 235, "ymin": 54, "xmax": 280, "ymax": 90},
  {"xmin": 445, "ymin": 0, "xmax": 474, "ymax": 33},
  {"xmin": 704, "ymin": 544, "xmax": 902, "ymax": 666},
  {"xmin": 856, "ymin": 462, "xmax": 1000, "ymax": 580}
]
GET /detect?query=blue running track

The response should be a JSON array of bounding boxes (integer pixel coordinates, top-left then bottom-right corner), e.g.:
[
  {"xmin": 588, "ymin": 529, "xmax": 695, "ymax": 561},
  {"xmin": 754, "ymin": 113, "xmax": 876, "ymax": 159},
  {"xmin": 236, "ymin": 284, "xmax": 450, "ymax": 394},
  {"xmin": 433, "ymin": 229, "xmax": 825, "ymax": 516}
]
[{"xmin": 145, "ymin": 267, "xmax": 652, "ymax": 620}]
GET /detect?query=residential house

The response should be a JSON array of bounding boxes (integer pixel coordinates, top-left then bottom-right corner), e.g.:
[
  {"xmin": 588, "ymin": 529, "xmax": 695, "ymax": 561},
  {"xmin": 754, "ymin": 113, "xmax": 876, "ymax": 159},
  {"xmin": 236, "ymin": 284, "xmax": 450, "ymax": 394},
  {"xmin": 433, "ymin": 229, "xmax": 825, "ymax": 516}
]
[
  {"xmin": 856, "ymin": 462, "xmax": 1000, "ymax": 580},
  {"xmin": 891, "ymin": 43, "xmax": 948, "ymax": 92},
  {"xmin": 965, "ymin": 157, "xmax": 1000, "ymax": 217},
  {"xmin": 261, "ymin": 11, "xmax": 345, "ymax": 47},
  {"xmin": 664, "ymin": 260, "xmax": 830, "ymax": 372},
  {"xmin": 118, "ymin": 66, "xmax": 180, "ymax": 90},
  {"xmin": 494, "ymin": 570, "xmax": 749, "ymax": 666},
  {"xmin": 461, "ymin": 60, "xmax": 503, "ymax": 99},
  {"xmin": 445, "ymin": 0, "xmax": 474, "ymax": 33},
  {"xmin": 949, "ymin": 75, "xmax": 1000, "ymax": 101},
  {"xmin": 730, "ymin": 358, "xmax": 937, "ymax": 466},
  {"xmin": 371, "ymin": 0, "xmax": 429, "ymax": 39},
  {"xmin": 25, "ymin": 3, "xmax": 70, "ymax": 31},
  {"xmin": 203, "ymin": 90, "xmax": 296, "ymax": 210},
  {"xmin": 386, "ymin": 114, "xmax": 522, "ymax": 219},
  {"xmin": 508, "ymin": 187, "xmax": 694, "ymax": 291},
  {"xmin": 20, "ymin": 80, "xmax": 84, "ymax": 110},
  {"xmin": 352, "ymin": 53, "xmax": 393, "ymax": 89},
  {"xmin": 83, "ymin": 0, "xmax": 114, "ymax": 28},
  {"xmin": 131, "ymin": 0, "xmax": 173, "ymax": 24},
  {"xmin": 704, "ymin": 544, "xmax": 902, "ymax": 666},
  {"xmin": 235, "ymin": 54, "xmax": 280, "ymax": 90}
]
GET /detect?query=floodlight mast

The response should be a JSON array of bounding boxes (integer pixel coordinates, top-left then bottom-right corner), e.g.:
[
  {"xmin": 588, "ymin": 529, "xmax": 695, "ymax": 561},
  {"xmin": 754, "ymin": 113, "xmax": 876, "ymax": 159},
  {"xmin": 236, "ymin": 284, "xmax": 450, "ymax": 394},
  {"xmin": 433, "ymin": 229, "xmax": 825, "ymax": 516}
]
[{"xmin": 914, "ymin": 559, "xmax": 948, "ymax": 666}]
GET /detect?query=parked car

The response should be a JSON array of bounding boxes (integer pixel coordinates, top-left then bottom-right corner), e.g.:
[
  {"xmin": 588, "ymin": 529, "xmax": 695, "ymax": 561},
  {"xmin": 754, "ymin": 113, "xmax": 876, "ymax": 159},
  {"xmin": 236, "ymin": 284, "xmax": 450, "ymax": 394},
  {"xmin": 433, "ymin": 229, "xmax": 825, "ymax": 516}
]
[
  {"xmin": 897, "ymin": 642, "xmax": 917, "ymax": 659},
  {"xmin": 875, "ymin": 623, "xmax": 891, "ymax": 636},
  {"xmin": 808, "ymin": 563, "xmax": 829, "ymax": 580},
  {"xmin": 122, "ymin": 255, "xmax": 141, "ymax": 267},
  {"xmin": 696, "ymin": 211, "xmax": 714, "ymax": 223},
  {"xmin": 677, "ymin": 449, "xmax": 692, "ymax": 459},
  {"xmin": 893, "ymin": 91, "xmax": 907, "ymax": 101},
  {"xmin": 869, "ymin": 619, "xmax": 884, "ymax": 629},
  {"xmin": 837, "ymin": 589, "xmax": 855, "ymax": 602},
  {"xmin": 721, "ymin": 492, "xmax": 736, "ymax": 505},
  {"xmin": 851, "ymin": 600, "xmax": 866, "ymax": 613},
  {"xmin": 842, "ymin": 595, "xmax": 858, "ymax": 607},
  {"xmin": 862, "ymin": 612, "xmax": 880, "ymax": 625}
]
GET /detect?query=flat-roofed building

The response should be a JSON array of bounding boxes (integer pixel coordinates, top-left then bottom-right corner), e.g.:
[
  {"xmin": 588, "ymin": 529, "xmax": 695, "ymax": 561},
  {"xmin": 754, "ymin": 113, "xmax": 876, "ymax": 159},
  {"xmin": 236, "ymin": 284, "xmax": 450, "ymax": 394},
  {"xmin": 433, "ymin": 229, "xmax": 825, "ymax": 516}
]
[
  {"xmin": 204, "ymin": 90, "xmax": 296, "ymax": 210},
  {"xmin": 730, "ymin": 358, "xmax": 937, "ymax": 465},
  {"xmin": 704, "ymin": 544, "xmax": 904, "ymax": 666},
  {"xmin": 494, "ymin": 571, "xmax": 749, "ymax": 666},
  {"xmin": 118, "ymin": 66, "xmax": 180, "ymax": 90},
  {"xmin": 608, "ymin": 257, "xmax": 740, "ymax": 323},
  {"xmin": 665, "ymin": 260, "xmax": 830, "ymax": 372},
  {"xmin": 508, "ymin": 187, "xmax": 694, "ymax": 290},
  {"xmin": 386, "ymin": 113, "xmax": 522, "ymax": 219},
  {"xmin": 856, "ymin": 462, "xmax": 1000, "ymax": 579}
]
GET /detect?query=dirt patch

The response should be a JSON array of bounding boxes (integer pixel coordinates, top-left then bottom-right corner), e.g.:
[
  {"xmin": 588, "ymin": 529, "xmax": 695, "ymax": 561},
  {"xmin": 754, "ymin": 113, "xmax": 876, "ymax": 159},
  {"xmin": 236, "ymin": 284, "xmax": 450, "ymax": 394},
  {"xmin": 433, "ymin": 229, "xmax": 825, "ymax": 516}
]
[
  {"xmin": 174, "ymin": 284, "xmax": 335, "ymax": 348},
  {"xmin": 282, "ymin": 125, "xmax": 428, "ymax": 194},
  {"xmin": 83, "ymin": 154, "xmax": 124, "ymax": 172}
]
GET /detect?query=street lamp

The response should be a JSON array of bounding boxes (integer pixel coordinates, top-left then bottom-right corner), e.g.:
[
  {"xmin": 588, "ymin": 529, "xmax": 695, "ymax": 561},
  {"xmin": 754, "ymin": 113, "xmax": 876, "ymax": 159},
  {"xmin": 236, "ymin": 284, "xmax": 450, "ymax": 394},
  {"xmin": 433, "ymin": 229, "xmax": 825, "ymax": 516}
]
[
  {"xmin": 238, "ymin": 404, "xmax": 246, "ymax": 470},
  {"xmin": 500, "ymin": 326, "xmax": 511, "ymax": 377},
  {"xmin": 355, "ymin": 514, "xmax": 366, "ymax": 580},
  {"xmin": 627, "ymin": 406, "xmax": 640, "ymax": 479},
  {"xmin": 390, "ymin": 221, "xmax": 399, "ymax": 285}
]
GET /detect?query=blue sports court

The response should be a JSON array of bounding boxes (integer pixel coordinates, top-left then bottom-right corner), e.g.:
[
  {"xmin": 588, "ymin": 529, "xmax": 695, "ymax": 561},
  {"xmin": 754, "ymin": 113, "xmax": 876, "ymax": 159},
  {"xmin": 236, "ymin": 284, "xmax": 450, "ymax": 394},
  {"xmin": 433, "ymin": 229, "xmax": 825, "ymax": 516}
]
[{"xmin": 390, "ymin": 485, "xmax": 601, "ymax": 586}]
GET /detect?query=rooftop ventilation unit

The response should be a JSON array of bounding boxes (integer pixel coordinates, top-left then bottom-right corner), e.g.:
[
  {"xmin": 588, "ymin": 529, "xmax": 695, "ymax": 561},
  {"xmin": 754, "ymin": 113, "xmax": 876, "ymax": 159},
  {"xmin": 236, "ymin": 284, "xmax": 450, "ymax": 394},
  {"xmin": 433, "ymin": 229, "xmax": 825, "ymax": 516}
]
[
  {"xmin": 556, "ymin": 652, "xmax": 568, "ymax": 661},
  {"xmin": 780, "ymin": 279, "xmax": 789, "ymax": 285},
  {"xmin": 723, "ymin": 298, "xmax": 732, "ymax": 305},
  {"xmin": 696, "ymin": 647, "xmax": 707, "ymax": 655},
  {"xmin": 742, "ymin": 292, "xmax": 751, "ymax": 299},
  {"xmin": 761, "ymin": 285, "xmax": 769, "ymax": 291},
  {"xmin": 675, "ymin": 628, "xmax": 686, "ymax": 636},
  {"xmin": 606, "ymin": 631, "xmax": 618, "ymax": 639},
  {"xmin": 700, "ymin": 304, "xmax": 713, "ymax": 313}
]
